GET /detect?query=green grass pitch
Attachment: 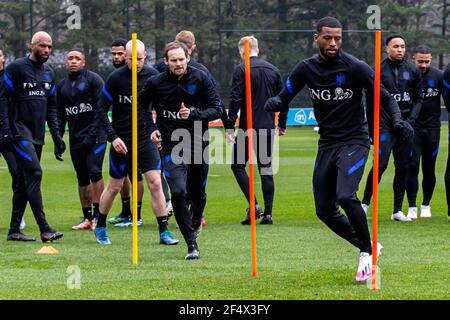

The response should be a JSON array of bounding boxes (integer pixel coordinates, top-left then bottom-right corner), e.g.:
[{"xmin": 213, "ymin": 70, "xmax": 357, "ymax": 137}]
[{"xmin": 0, "ymin": 127, "xmax": 449, "ymax": 299}]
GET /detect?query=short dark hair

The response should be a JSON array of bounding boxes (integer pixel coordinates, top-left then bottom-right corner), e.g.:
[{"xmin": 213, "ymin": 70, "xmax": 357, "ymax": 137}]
[
  {"xmin": 413, "ymin": 44, "xmax": 431, "ymax": 55},
  {"xmin": 385, "ymin": 34, "xmax": 405, "ymax": 46},
  {"xmin": 164, "ymin": 41, "xmax": 189, "ymax": 60},
  {"xmin": 316, "ymin": 16, "xmax": 342, "ymax": 33},
  {"xmin": 69, "ymin": 47, "xmax": 85, "ymax": 55},
  {"xmin": 111, "ymin": 39, "xmax": 127, "ymax": 48}
]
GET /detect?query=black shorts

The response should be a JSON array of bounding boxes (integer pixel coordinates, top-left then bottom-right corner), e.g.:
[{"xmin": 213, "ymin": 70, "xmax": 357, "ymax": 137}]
[
  {"xmin": 109, "ymin": 141, "xmax": 161, "ymax": 180},
  {"xmin": 313, "ymin": 144, "xmax": 369, "ymax": 211},
  {"xmin": 70, "ymin": 143, "xmax": 107, "ymax": 186}
]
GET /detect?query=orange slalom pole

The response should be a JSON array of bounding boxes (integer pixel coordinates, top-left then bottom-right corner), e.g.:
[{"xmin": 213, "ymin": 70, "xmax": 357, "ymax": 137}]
[
  {"xmin": 371, "ymin": 30, "xmax": 381, "ymax": 290},
  {"xmin": 244, "ymin": 40, "xmax": 258, "ymax": 278},
  {"xmin": 131, "ymin": 33, "xmax": 138, "ymax": 265}
]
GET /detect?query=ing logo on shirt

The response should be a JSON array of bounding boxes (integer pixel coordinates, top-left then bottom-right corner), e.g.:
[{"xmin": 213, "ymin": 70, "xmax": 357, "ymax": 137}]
[{"xmin": 309, "ymin": 87, "xmax": 353, "ymax": 101}]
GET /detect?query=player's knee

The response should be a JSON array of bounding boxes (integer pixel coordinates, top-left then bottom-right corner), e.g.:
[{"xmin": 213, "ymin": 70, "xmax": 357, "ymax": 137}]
[
  {"xmin": 336, "ymin": 194, "xmax": 355, "ymax": 209},
  {"xmin": 170, "ymin": 186, "xmax": 187, "ymax": 200},
  {"xmin": 29, "ymin": 168, "xmax": 43, "ymax": 182}
]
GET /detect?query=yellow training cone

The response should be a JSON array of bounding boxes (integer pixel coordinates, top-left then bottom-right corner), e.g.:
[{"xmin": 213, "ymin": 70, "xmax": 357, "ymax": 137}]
[{"xmin": 36, "ymin": 245, "xmax": 59, "ymax": 254}]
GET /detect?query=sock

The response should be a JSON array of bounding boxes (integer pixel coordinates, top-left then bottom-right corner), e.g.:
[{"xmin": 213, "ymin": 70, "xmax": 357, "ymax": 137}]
[
  {"xmin": 97, "ymin": 213, "xmax": 107, "ymax": 228},
  {"xmin": 93, "ymin": 203, "xmax": 100, "ymax": 219},
  {"xmin": 157, "ymin": 216, "xmax": 168, "ymax": 234},
  {"xmin": 137, "ymin": 202, "xmax": 142, "ymax": 220},
  {"xmin": 82, "ymin": 207, "xmax": 93, "ymax": 221},
  {"xmin": 122, "ymin": 197, "xmax": 131, "ymax": 217}
]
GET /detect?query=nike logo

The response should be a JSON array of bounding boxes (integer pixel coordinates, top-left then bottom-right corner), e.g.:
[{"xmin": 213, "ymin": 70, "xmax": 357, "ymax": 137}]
[{"xmin": 348, "ymin": 149, "xmax": 357, "ymax": 156}]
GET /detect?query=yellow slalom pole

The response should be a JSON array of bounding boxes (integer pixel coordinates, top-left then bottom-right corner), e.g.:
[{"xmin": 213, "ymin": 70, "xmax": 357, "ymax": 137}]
[
  {"xmin": 371, "ymin": 30, "xmax": 381, "ymax": 291},
  {"xmin": 131, "ymin": 33, "xmax": 138, "ymax": 265},
  {"xmin": 244, "ymin": 40, "xmax": 258, "ymax": 278}
]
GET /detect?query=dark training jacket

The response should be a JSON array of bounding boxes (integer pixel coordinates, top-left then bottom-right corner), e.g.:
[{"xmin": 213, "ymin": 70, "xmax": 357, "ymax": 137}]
[
  {"xmin": 415, "ymin": 67, "xmax": 442, "ymax": 129},
  {"xmin": 0, "ymin": 57, "xmax": 60, "ymax": 145},
  {"xmin": 380, "ymin": 58, "xmax": 423, "ymax": 126},
  {"xmin": 277, "ymin": 51, "xmax": 402, "ymax": 150},
  {"xmin": 139, "ymin": 66, "xmax": 223, "ymax": 152},
  {"xmin": 57, "ymin": 69, "xmax": 106, "ymax": 149},
  {"xmin": 226, "ymin": 56, "xmax": 286, "ymax": 131},
  {"xmin": 99, "ymin": 65, "xmax": 159, "ymax": 144}
]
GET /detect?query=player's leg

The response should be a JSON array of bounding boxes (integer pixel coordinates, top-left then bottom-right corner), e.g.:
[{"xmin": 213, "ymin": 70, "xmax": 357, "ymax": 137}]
[
  {"xmin": 313, "ymin": 148, "xmax": 362, "ymax": 249},
  {"xmin": 420, "ymin": 128, "xmax": 440, "ymax": 218},
  {"xmin": 2, "ymin": 147, "xmax": 32, "ymax": 240},
  {"xmin": 14, "ymin": 142, "xmax": 62, "ymax": 241},
  {"xmin": 362, "ymin": 132, "xmax": 394, "ymax": 210},
  {"xmin": 88, "ymin": 142, "xmax": 107, "ymax": 226},
  {"xmin": 70, "ymin": 147, "xmax": 94, "ymax": 230},
  {"xmin": 95, "ymin": 147, "xmax": 127, "ymax": 244},
  {"xmin": 336, "ymin": 144, "xmax": 371, "ymax": 253},
  {"xmin": 163, "ymin": 152, "xmax": 198, "ymax": 259},
  {"xmin": 231, "ymin": 131, "xmax": 263, "ymax": 224},
  {"xmin": 257, "ymin": 129, "xmax": 275, "ymax": 224},
  {"xmin": 186, "ymin": 162, "xmax": 208, "ymax": 237},
  {"xmin": 445, "ymin": 131, "xmax": 450, "ymax": 221},
  {"xmin": 140, "ymin": 143, "xmax": 178, "ymax": 244},
  {"xmin": 406, "ymin": 130, "xmax": 423, "ymax": 220},
  {"xmin": 392, "ymin": 137, "xmax": 413, "ymax": 221}
]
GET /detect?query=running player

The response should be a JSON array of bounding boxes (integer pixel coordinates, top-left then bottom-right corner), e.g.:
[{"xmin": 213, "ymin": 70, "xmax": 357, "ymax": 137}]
[
  {"xmin": 265, "ymin": 17, "xmax": 412, "ymax": 282},
  {"xmin": 94, "ymin": 39, "xmax": 178, "ymax": 246},
  {"xmin": 140, "ymin": 41, "xmax": 223, "ymax": 259}
]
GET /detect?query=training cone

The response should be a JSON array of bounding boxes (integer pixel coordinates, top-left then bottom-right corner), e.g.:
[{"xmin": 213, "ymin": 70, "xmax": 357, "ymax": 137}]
[{"xmin": 36, "ymin": 245, "xmax": 59, "ymax": 254}]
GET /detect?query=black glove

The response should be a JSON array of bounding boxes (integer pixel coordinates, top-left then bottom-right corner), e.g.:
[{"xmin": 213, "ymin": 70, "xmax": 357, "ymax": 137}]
[
  {"xmin": 54, "ymin": 137, "xmax": 66, "ymax": 161},
  {"xmin": 82, "ymin": 135, "xmax": 96, "ymax": 148},
  {"xmin": 0, "ymin": 129, "xmax": 14, "ymax": 152},
  {"xmin": 264, "ymin": 96, "xmax": 283, "ymax": 112},
  {"xmin": 394, "ymin": 120, "xmax": 414, "ymax": 142}
]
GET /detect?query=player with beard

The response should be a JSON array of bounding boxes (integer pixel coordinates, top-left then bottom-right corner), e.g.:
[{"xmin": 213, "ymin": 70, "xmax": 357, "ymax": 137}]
[
  {"xmin": 140, "ymin": 41, "xmax": 223, "ymax": 259},
  {"xmin": 0, "ymin": 32, "xmax": 65, "ymax": 242},
  {"xmin": 406, "ymin": 45, "xmax": 442, "ymax": 219},
  {"xmin": 265, "ymin": 17, "xmax": 413, "ymax": 282}
]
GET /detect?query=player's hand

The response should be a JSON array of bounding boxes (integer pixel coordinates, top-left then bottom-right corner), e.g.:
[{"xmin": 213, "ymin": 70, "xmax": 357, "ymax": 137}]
[
  {"xmin": 278, "ymin": 127, "xmax": 286, "ymax": 136},
  {"xmin": 179, "ymin": 102, "xmax": 190, "ymax": 120},
  {"xmin": 54, "ymin": 137, "xmax": 66, "ymax": 161},
  {"xmin": 264, "ymin": 96, "xmax": 283, "ymax": 112},
  {"xmin": 394, "ymin": 120, "xmax": 414, "ymax": 142},
  {"xmin": 226, "ymin": 132, "xmax": 235, "ymax": 144},
  {"xmin": 151, "ymin": 130, "xmax": 162, "ymax": 149},
  {"xmin": 112, "ymin": 137, "xmax": 128, "ymax": 154}
]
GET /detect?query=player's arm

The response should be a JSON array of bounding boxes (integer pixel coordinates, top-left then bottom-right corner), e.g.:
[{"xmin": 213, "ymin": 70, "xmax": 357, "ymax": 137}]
[
  {"xmin": 0, "ymin": 66, "xmax": 15, "ymax": 135},
  {"xmin": 407, "ymin": 67, "xmax": 424, "ymax": 123},
  {"xmin": 265, "ymin": 61, "xmax": 307, "ymax": 112},
  {"xmin": 274, "ymin": 71, "xmax": 288, "ymax": 132},
  {"xmin": 98, "ymin": 80, "xmax": 118, "ymax": 142},
  {"xmin": 56, "ymin": 83, "xmax": 67, "ymax": 138},
  {"xmin": 359, "ymin": 61, "xmax": 411, "ymax": 140},
  {"xmin": 84, "ymin": 73, "xmax": 105, "ymax": 146},
  {"xmin": 226, "ymin": 65, "xmax": 244, "ymax": 130},
  {"xmin": 46, "ymin": 72, "xmax": 66, "ymax": 161},
  {"xmin": 138, "ymin": 77, "xmax": 158, "ymax": 135},
  {"xmin": 443, "ymin": 67, "xmax": 450, "ymax": 114},
  {"xmin": 187, "ymin": 75, "xmax": 223, "ymax": 122}
]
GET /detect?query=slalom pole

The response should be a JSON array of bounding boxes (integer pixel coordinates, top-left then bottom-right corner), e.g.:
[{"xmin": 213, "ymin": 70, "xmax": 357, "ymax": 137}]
[
  {"xmin": 131, "ymin": 33, "xmax": 138, "ymax": 265},
  {"xmin": 244, "ymin": 40, "xmax": 258, "ymax": 278},
  {"xmin": 371, "ymin": 30, "xmax": 381, "ymax": 290}
]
